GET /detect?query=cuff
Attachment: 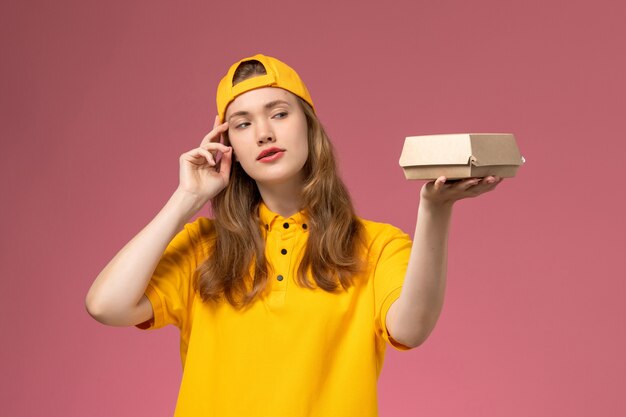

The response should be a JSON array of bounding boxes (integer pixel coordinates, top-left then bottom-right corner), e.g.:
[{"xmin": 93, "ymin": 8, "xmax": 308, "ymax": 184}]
[
  {"xmin": 134, "ymin": 283, "xmax": 164, "ymax": 330},
  {"xmin": 380, "ymin": 286, "xmax": 412, "ymax": 351}
]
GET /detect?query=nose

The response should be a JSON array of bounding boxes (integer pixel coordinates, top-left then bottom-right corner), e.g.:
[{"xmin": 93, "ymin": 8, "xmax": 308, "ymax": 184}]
[{"xmin": 256, "ymin": 120, "xmax": 275, "ymax": 145}]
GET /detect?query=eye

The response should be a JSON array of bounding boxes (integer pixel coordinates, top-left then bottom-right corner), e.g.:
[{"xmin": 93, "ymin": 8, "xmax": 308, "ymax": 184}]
[
  {"xmin": 273, "ymin": 111, "xmax": 288, "ymax": 119},
  {"xmin": 235, "ymin": 121, "xmax": 250, "ymax": 129}
]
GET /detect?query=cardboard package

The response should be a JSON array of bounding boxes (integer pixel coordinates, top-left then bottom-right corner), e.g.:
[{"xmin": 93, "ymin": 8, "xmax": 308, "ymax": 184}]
[{"xmin": 399, "ymin": 133, "xmax": 524, "ymax": 180}]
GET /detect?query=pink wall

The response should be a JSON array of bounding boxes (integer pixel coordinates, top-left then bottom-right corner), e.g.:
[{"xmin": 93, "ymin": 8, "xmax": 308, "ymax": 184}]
[{"xmin": 2, "ymin": 0, "xmax": 625, "ymax": 415}]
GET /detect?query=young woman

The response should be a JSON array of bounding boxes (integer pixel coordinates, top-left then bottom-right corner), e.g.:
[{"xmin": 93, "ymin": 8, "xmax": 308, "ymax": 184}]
[{"xmin": 85, "ymin": 54, "xmax": 502, "ymax": 417}]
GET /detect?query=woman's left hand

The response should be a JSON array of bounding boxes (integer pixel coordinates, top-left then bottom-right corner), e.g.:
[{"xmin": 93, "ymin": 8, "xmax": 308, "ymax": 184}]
[{"xmin": 420, "ymin": 175, "xmax": 503, "ymax": 207}]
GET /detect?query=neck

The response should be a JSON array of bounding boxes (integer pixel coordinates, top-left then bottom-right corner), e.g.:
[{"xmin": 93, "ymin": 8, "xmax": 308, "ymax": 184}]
[{"xmin": 256, "ymin": 176, "xmax": 304, "ymax": 218}]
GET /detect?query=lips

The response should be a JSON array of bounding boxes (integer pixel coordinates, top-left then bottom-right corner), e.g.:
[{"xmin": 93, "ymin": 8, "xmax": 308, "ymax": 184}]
[{"xmin": 257, "ymin": 147, "xmax": 285, "ymax": 161}]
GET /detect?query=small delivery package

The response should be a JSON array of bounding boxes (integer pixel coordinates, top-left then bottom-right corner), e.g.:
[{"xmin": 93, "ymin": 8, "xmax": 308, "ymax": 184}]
[{"xmin": 399, "ymin": 133, "xmax": 524, "ymax": 180}]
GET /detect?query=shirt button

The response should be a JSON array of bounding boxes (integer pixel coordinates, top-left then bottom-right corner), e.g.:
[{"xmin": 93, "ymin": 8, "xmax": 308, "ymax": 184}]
[
  {"xmin": 277, "ymin": 275, "xmax": 284, "ymax": 281},
  {"xmin": 302, "ymin": 223, "xmax": 308, "ymax": 230},
  {"xmin": 281, "ymin": 249, "xmax": 287, "ymax": 255},
  {"xmin": 283, "ymin": 222, "xmax": 289, "ymax": 229}
]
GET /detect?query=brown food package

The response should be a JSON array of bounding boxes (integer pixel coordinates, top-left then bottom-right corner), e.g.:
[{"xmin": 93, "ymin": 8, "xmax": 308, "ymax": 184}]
[{"xmin": 399, "ymin": 133, "xmax": 525, "ymax": 180}]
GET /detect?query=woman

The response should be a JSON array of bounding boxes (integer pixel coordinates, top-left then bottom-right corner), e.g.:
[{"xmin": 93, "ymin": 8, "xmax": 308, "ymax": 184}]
[{"xmin": 85, "ymin": 54, "xmax": 502, "ymax": 417}]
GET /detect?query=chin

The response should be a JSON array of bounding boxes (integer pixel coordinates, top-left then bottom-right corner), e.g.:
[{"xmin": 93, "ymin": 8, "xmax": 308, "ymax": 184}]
[{"xmin": 252, "ymin": 168, "xmax": 306, "ymax": 187}]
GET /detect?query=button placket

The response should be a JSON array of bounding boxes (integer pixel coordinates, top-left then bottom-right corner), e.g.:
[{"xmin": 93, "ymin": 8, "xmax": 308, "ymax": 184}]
[
  {"xmin": 271, "ymin": 219, "xmax": 298, "ymax": 290},
  {"xmin": 262, "ymin": 212, "xmax": 308, "ymax": 297}
]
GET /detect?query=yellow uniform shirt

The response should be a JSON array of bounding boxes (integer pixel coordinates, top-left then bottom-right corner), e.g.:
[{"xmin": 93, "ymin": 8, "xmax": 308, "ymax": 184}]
[{"xmin": 138, "ymin": 203, "xmax": 413, "ymax": 417}]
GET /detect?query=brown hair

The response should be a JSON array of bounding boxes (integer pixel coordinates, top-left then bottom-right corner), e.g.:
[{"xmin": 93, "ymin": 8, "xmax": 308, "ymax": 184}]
[{"xmin": 194, "ymin": 60, "xmax": 364, "ymax": 308}]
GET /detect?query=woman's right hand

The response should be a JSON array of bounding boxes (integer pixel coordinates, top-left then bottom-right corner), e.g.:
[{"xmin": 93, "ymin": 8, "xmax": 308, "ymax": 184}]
[{"xmin": 177, "ymin": 115, "xmax": 233, "ymax": 203}]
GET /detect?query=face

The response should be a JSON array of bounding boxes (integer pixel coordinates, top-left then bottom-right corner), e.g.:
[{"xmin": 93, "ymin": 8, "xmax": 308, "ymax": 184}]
[{"xmin": 225, "ymin": 87, "xmax": 309, "ymax": 187}]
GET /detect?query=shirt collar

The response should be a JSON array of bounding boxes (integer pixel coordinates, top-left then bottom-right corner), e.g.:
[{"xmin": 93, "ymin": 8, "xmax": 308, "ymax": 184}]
[{"xmin": 259, "ymin": 201, "xmax": 309, "ymax": 233}]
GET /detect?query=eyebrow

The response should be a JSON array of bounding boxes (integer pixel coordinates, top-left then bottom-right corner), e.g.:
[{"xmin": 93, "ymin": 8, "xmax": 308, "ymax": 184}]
[{"xmin": 227, "ymin": 100, "xmax": 291, "ymax": 121}]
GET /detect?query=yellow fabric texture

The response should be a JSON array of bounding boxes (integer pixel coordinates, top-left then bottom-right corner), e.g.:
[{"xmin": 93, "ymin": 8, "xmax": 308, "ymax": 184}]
[{"xmin": 137, "ymin": 203, "xmax": 413, "ymax": 417}]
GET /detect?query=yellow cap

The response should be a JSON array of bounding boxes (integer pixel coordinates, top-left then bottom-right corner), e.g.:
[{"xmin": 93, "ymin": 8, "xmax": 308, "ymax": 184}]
[{"xmin": 216, "ymin": 54, "xmax": 315, "ymax": 122}]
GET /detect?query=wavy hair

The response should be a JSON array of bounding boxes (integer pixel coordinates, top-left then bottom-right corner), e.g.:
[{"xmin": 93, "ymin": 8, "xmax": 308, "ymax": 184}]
[{"xmin": 194, "ymin": 60, "xmax": 365, "ymax": 308}]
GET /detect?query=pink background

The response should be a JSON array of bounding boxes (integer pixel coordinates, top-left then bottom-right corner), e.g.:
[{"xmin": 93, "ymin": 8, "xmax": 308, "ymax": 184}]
[{"xmin": 2, "ymin": 0, "xmax": 625, "ymax": 416}]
